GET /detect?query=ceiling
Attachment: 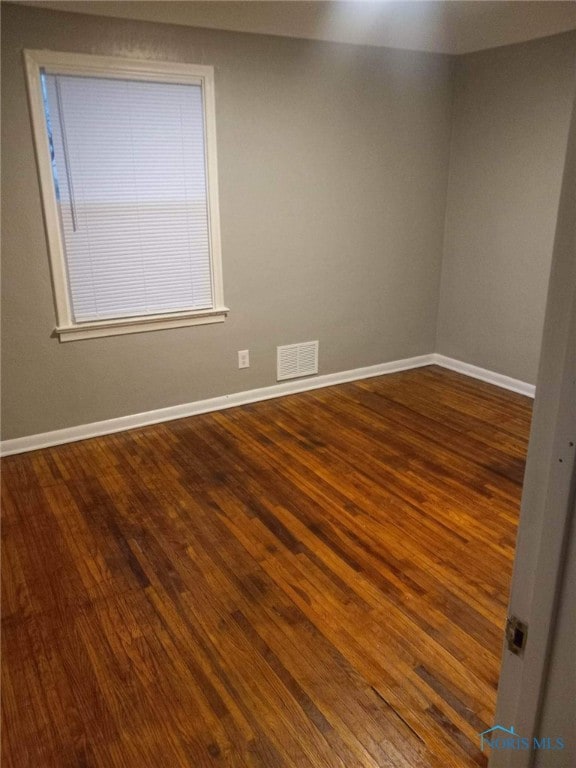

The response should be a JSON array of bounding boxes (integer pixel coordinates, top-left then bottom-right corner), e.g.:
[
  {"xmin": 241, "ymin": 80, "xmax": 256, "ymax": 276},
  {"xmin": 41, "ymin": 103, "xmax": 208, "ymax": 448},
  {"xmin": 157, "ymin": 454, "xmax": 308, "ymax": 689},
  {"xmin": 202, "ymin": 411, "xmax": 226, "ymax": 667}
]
[{"xmin": 12, "ymin": 1, "xmax": 576, "ymax": 55}]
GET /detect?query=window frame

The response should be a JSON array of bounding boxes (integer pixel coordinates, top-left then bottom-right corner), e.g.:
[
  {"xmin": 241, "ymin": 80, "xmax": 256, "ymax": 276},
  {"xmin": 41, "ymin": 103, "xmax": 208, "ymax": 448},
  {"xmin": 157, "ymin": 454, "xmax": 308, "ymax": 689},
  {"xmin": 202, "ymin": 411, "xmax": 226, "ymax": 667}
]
[{"xmin": 24, "ymin": 49, "xmax": 227, "ymax": 341}]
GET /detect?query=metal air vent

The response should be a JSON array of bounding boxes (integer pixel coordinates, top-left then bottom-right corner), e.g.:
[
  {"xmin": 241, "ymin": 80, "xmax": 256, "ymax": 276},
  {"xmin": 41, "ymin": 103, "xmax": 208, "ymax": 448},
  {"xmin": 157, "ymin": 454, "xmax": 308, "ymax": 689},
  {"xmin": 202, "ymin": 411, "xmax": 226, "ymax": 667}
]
[{"xmin": 277, "ymin": 341, "xmax": 319, "ymax": 381}]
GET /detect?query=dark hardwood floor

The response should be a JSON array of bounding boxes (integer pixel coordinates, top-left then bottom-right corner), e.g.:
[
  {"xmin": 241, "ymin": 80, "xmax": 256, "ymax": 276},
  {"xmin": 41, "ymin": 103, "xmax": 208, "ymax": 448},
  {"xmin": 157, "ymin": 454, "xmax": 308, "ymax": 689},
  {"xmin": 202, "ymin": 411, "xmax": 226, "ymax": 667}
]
[{"xmin": 1, "ymin": 366, "xmax": 532, "ymax": 767}]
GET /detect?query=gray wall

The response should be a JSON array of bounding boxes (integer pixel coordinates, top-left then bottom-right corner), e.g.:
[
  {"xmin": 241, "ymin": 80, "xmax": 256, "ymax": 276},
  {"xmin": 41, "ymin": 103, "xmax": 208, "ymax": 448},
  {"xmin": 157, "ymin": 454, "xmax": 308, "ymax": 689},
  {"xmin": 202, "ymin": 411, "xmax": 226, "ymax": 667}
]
[
  {"xmin": 1, "ymin": 2, "xmax": 453, "ymax": 440},
  {"xmin": 2, "ymin": 4, "xmax": 575, "ymax": 441},
  {"xmin": 437, "ymin": 32, "xmax": 576, "ymax": 384}
]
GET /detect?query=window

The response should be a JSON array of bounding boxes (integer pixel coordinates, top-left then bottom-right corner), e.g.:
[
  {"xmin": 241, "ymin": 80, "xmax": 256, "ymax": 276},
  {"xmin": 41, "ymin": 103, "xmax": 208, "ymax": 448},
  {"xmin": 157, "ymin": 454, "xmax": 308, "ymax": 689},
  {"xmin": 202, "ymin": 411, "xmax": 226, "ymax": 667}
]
[{"xmin": 24, "ymin": 50, "xmax": 227, "ymax": 341}]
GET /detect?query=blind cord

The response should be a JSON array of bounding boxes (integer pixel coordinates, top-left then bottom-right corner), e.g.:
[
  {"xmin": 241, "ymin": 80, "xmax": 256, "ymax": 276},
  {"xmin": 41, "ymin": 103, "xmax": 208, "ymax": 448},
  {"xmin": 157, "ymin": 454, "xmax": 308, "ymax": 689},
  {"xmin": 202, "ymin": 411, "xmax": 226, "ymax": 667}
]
[{"xmin": 54, "ymin": 77, "xmax": 78, "ymax": 232}]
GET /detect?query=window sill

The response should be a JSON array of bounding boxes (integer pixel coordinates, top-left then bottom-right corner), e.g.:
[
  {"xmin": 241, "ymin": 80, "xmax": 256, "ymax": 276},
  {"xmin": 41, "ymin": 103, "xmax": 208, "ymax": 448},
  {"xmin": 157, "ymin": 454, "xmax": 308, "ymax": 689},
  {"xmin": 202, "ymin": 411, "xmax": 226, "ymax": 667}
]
[{"xmin": 55, "ymin": 307, "xmax": 229, "ymax": 342}]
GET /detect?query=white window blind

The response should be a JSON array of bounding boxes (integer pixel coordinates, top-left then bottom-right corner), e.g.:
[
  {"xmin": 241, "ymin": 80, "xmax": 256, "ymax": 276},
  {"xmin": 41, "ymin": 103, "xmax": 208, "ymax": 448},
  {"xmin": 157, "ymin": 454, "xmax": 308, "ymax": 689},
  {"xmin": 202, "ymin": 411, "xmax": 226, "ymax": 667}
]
[{"xmin": 43, "ymin": 74, "xmax": 214, "ymax": 323}]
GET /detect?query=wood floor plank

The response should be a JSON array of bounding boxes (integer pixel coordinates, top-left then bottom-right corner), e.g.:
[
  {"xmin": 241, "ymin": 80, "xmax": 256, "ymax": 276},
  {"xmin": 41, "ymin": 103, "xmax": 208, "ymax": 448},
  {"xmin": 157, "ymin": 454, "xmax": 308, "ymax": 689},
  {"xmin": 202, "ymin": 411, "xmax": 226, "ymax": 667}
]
[{"xmin": 1, "ymin": 366, "xmax": 531, "ymax": 767}]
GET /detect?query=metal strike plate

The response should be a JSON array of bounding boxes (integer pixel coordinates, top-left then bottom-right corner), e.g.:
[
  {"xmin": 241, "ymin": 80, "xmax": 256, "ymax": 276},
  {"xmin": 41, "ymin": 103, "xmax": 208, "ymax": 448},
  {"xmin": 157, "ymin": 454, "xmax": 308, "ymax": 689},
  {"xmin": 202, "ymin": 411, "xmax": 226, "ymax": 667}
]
[{"xmin": 506, "ymin": 616, "xmax": 528, "ymax": 656}]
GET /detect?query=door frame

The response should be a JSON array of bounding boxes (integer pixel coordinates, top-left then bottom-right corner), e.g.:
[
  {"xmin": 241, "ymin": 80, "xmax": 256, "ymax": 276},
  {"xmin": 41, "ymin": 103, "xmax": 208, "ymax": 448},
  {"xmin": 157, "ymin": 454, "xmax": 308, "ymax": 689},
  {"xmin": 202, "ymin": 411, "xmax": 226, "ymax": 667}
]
[{"xmin": 490, "ymin": 92, "xmax": 576, "ymax": 767}]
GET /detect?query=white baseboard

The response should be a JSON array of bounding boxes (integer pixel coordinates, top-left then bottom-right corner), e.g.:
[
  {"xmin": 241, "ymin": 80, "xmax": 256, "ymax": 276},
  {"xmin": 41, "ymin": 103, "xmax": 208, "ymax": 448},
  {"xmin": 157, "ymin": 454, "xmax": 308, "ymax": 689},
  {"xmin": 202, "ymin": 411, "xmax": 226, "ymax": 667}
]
[
  {"xmin": 0, "ymin": 353, "xmax": 435, "ymax": 456},
  {"xmin": 431, "ymin": 354, "xmax": 536, "ymax": 398},
  {"xmin": 0, "ymin": 353, "xmax": 535, "ymax": 456}
]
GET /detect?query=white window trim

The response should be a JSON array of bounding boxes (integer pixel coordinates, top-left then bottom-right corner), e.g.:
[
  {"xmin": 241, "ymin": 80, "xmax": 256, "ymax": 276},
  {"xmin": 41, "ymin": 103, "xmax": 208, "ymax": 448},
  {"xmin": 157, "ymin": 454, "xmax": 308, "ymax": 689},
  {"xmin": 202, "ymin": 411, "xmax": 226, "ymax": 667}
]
[{"xmin": 24, "ymin": 49, "xmax": 228, "ymax": 342}]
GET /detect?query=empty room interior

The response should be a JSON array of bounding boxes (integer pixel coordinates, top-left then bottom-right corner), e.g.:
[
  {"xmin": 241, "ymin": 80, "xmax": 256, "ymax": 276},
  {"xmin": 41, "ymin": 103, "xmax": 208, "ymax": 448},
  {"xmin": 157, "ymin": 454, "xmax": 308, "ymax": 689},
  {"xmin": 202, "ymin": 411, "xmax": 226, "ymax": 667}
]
[{"xmin": 1, "ymin": 1, "xmax": 576, "ymax": 767}]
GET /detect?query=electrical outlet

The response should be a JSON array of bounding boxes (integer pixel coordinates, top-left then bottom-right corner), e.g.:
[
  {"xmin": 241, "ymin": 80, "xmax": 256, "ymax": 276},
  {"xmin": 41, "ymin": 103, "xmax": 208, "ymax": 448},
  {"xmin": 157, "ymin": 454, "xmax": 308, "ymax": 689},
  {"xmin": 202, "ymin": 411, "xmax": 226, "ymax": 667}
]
[{"xmin": 238, "ymin": 350, "xmax": 250, "ymax": 369}]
